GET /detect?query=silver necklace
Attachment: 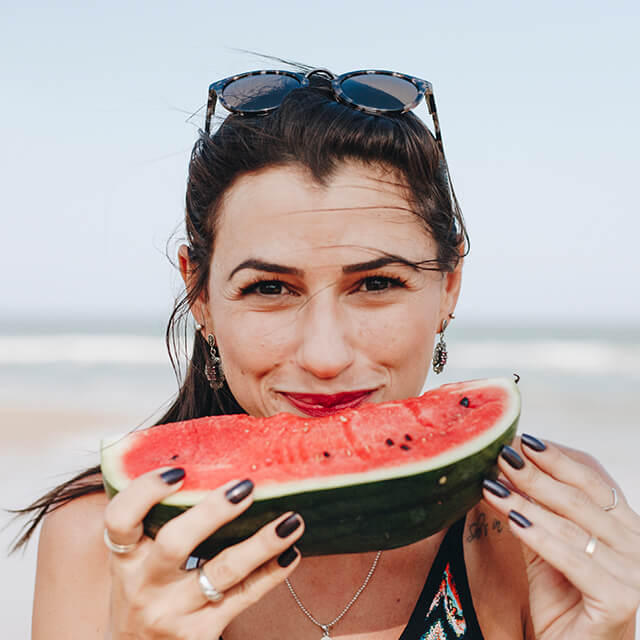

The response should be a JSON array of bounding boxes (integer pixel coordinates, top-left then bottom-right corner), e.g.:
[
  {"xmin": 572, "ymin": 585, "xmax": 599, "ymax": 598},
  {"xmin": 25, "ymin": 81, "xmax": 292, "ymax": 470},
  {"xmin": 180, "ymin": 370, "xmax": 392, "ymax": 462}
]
[{"xmin": 285, "ymin": 550, "xmax": 382, "ymax": 639}]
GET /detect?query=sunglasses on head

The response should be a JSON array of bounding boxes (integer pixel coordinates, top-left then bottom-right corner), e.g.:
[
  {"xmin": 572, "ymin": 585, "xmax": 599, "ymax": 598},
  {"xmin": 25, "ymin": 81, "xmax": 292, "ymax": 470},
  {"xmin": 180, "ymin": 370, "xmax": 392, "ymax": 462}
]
[{"xmin": 204, "ymin": 67, "xmax": 445, "ymax": 153}]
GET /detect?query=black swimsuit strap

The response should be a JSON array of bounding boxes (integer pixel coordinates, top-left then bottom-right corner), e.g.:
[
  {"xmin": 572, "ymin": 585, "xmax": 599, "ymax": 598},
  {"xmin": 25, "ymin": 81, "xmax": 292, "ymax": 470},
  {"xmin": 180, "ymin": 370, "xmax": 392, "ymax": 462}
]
[
  {"xmin": 446, "ymin": 516, "xmax": 484, "ymax": 639},
  {"xmin": 399, "ymin": 514, "xmax": 484, "ymax": 639}
]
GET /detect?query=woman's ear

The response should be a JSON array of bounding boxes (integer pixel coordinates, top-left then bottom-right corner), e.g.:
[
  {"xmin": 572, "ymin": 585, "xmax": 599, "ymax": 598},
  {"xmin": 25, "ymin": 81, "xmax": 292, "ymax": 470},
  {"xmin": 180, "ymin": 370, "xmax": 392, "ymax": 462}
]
[
  {"xmin": 178, "ymin": 244, "xmax": 193, "ymax": 287},
  {"xmin": 439, "ymin": 255, "xmax": 463, "ymax": 323},
  {"xmin": 178, "ymin": 244, "xmax": 210, "ymax": 331}
]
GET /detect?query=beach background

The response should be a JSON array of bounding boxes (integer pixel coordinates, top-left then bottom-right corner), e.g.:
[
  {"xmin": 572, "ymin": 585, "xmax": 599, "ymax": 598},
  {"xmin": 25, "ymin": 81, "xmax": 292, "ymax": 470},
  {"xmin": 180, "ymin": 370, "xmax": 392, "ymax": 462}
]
[
  {"xmin": 2, "ymin": 320, "xmax": 639, "ymax": 637},
  {"xmin": 2, "ymin": 1, "xmax": 639, "ymax": 637}
]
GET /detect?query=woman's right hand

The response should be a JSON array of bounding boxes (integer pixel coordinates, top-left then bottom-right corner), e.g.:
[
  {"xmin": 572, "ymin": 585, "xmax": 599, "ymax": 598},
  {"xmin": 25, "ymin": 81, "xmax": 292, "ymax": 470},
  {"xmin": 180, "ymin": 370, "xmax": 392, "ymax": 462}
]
[{"xmin": 103, "ymin": 467, "xmax": 304, "ymax": 639}]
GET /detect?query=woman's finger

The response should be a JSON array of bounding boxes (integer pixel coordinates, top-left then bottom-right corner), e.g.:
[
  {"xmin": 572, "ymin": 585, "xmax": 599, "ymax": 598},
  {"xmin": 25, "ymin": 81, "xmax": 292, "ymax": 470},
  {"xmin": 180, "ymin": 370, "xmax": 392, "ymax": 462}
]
[
  {"xmin": 514, "ymin": 435, "xmax": 640, "ymax": 532},
  {"xmin": 495, "ymin": 442, "xmax": 638, "ymax": 553},
  {"xmin": 507, "ymin": 437, "xmax": 614, "ymax": 506},
  {"xmin": 190, "ymin": 544, "xmax": 302, "ymax": 633},
  {"xmin": 132, "ymin": 509, "xmax": 305, "ymax": 625},
  {"xmin": 483, "ymin": 481, "xmax": 640, "ymax": 589},
  {"xmin": 504, "ymin": 516, "xmax": 640, "ymax": 630},
  {"xmin": 146, "ymin": 478, "xmax": 256, "ymax": 576},
  {"xmin": 184, "ymin": 511, "xmax": 305, "ymax": 611},
  {"xmin": 104, "ymin": 466, "xmax": 186, "ymax": 549}
]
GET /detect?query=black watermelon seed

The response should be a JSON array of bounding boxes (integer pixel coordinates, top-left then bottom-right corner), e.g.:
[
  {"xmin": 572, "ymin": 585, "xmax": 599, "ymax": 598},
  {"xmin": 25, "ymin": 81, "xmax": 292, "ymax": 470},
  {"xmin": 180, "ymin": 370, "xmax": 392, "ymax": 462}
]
[
  {"xmin": 460, "ymin": 397, "xmax": 470, "ymax": 408},
  {"xmin": 400, "ymin": 444, "xmax": 411, "ymax": 451},
  {"xmin": 404, "ymin": 434, "xmax": 412, "ymax": 441},
  {"xmin": 323, "ymin": 451, "xmax": 331, "ymax": 458},
  {"xmin": 170, "ymin": 454, "xmax": 179, "ymax": 460},
  {"xmin": 513, "ymin": 373, "xmax": 521, "ymax": 384},
  {"xmin": 385, "ymin": 438, "xmax": 394, "ymax": 446}
]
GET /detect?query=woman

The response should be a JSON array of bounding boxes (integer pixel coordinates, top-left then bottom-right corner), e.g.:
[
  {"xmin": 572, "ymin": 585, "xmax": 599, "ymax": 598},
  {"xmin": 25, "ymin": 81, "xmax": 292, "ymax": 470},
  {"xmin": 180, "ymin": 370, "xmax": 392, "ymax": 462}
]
[{"xmin": 20, "ymin": 66, "xmax": 639, "ymax": 639}]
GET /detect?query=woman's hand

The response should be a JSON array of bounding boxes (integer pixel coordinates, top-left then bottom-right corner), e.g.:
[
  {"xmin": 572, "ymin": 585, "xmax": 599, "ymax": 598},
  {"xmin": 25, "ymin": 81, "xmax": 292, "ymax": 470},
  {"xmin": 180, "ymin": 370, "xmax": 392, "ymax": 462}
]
[
  {"xmin": 482, "ymin": 436, "xmax": 640, "ymax": 640},
  {"xmin": 103, "ymin": 467, "xmax": 303, "ymax": 639}
]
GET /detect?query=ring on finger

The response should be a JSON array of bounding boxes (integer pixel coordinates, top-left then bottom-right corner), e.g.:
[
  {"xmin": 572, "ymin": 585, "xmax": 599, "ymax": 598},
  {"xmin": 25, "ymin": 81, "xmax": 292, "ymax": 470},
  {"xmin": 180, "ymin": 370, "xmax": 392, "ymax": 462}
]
[
  {"xmin": 603, "ymin": 486, "xmax": 618, "ymax": 511},
  {"xmin": 584, "ymin": 534, "xmax": 598, "ymax": 556},
  {"xmin": 103, "ymin": 528, "xmax": 142, "ymax": 555},
  {"xmin": 197, "ymin": 566, "xmax": 225, "ymax": 603}
]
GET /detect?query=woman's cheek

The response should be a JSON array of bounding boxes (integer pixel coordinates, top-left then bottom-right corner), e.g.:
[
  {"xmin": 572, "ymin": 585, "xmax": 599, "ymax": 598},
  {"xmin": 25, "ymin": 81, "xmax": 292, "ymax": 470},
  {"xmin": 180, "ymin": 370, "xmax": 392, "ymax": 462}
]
[
  {"xmin": 356, "ymin": 301, "xmax": 436, "ymax": 357},
  {"xmin": 218, "ymin": 313, "xmax": 291, "ymax": 377}
]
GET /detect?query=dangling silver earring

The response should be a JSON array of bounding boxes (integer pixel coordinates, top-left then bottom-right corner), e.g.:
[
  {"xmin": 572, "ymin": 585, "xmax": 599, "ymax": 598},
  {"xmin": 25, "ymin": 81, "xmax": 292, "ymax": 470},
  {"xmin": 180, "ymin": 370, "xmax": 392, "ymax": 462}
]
[
  {"xmin": 205, "ymin": 333, "xmax": 225, "ymax": 390},
  {"xmin": 432, "ymin": 318, "xmax": 449, "ymax": 374}
]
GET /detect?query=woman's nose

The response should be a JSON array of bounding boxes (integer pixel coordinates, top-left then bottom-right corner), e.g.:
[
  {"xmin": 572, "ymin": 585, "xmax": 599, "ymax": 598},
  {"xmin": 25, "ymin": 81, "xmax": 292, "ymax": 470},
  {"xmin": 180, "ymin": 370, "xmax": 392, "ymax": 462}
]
[{"xmin": 295, "ymin": 295, "xmax": 354, "ymax": 379}]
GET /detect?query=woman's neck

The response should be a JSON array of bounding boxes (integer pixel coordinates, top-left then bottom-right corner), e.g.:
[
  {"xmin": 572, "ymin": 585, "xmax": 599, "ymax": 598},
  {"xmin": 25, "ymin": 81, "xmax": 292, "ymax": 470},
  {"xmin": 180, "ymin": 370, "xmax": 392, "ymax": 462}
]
[{"xmin": 223, "ymin": 531, "xmax": 448, "ymax": 640}]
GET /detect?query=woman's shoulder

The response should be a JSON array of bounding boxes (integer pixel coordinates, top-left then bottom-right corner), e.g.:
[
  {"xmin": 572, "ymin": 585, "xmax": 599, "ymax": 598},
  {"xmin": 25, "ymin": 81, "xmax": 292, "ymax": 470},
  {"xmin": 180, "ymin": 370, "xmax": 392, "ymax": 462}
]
[
  {"xmin": 39, "ymin": 490, "xmax": 110, "ymax": 553},
  {"xmin": 464, "ymin": 501, "xmax": 532, "ymax": 638},
  {"xmin": 37, "ymin": 490, "xmax": 111, "ymax": 587},
  {"xmin": 33, "ymin": 492, "xmax": 111, "ymax": 638},
  {"xmin": 464, "ymin": 500, "xmax": 526, "ymax": 573}
]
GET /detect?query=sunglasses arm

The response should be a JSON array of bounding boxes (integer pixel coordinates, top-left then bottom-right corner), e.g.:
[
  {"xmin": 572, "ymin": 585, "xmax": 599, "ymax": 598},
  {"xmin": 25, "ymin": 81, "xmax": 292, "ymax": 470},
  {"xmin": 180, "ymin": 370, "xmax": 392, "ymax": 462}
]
[
  {"xmin": 426, "ymin": 93, "xmax": 445, "ymax": 155},
  {"xmin": 205, "ymin": 89, "xmax": 218, "ymax": 134}
]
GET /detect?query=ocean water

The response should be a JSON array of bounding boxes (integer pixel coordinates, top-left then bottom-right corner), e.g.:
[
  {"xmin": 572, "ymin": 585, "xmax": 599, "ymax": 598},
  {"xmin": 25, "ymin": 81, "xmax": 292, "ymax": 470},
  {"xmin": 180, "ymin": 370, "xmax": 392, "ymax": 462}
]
[{"xmin": 1, "ymin": 318, "xmax": 639, "ymax": 637}]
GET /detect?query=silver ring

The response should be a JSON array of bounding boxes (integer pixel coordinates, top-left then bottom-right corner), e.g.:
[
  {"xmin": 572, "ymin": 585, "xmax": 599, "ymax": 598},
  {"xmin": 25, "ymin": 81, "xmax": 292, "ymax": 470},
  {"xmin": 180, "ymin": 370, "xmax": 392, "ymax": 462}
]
[
  {"xmin": 584, "ymin": 535, "xmax": 598, "ymax": 556},
  {"xmin": 197, "ymin": 566, "xmax": 224, "ymax": 603},
  {"xmin": 103, "ymin": 528, "xmax": 140, "ymax": 555},
  {"xmin": 603, "ymin": 486, "xmax": 618, "ymax": 511}
]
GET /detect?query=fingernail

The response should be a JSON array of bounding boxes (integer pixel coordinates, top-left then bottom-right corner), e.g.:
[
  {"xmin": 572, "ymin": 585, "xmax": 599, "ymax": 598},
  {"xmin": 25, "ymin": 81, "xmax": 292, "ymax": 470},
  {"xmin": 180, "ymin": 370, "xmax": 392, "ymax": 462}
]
[
  {"xmin": 277, "ymin": 546, "xmax": 299, "ymax": 567},
  {"xmin": 160, "ymin": 468, "xmax": 185, "ymax": 484},
  {"xmin": 225, "ymin": 479, "xmax": 254, "ymax": 504},
  {"xmin": 521, "ymin": 433, "xmax": 547, "ymax": 452},
  {"xmin": 483, "ymin": 478, "xmax": 511, "ymax": 498},
  {"xmin": 508, "ymin": 510, "xmax": 532, "ymax": 528},
  {"xmin": 276, "ymin": 514, "xmax": 301, "ymax": 538},
  {"xmin": 501, "ymin": 445, "xmax": 525, "ymax": 470}
]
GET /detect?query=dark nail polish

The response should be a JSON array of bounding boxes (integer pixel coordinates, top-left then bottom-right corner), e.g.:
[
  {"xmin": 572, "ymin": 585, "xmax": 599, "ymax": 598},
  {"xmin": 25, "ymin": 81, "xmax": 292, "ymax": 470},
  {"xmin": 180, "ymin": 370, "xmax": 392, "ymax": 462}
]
[
  {"xmin": 225, "ymin": 479, "xmax": 254, "ymax": 504},
  {"xmin": 276, "ymin": 514, "xmax": 301, "ymax": 538},
  {"xmin": 483, "ymin": 478, "xmax": 511, "ymax": 498},
  {"xmin": 160, "ymin": 468, "xmax": 185, "ymax": 484},
  {"xmin": 501, "ymin": 445, "xmax": 525, "ymax": 470},
  {"xmin": 521, "ymin": 433, "xmax": 547, "ymax": 452},
  {"xmin": 277, "ymin": 546, "xmax": 299, "ymax": 567},
  {"xmin": 508, "ymin": 510, "xmax": 532, "ymax": 528}
]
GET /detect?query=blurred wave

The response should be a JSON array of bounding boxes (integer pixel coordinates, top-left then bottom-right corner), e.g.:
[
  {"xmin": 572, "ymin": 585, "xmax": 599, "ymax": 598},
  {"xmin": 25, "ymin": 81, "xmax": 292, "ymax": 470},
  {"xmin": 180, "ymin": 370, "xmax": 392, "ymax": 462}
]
[
  {"xmin": 455, "ymin": 340, "xmax": 640, "ymax": 376},
  {"xmin": 0, "ymin": 335, "xmax": 167, "ymax": 365},
  {"xmin": 0, "ymin": 334, "xmax": 638, "ymax": 375}
]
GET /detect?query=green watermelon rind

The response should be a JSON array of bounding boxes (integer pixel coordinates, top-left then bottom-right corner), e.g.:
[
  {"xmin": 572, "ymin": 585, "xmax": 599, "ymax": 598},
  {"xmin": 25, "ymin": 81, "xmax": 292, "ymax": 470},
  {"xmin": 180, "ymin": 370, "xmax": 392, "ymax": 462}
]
[{"xmin": 101, "ymin": 378, "xmax": 519, "ymax": 557}]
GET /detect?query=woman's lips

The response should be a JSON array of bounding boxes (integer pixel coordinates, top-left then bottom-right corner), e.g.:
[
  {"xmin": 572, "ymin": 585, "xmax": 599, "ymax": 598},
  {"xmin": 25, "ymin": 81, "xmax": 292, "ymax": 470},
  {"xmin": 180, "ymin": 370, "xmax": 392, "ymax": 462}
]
[{"xmin": 281, "ymin": 390, "xmax": 376, "ymax": 417}]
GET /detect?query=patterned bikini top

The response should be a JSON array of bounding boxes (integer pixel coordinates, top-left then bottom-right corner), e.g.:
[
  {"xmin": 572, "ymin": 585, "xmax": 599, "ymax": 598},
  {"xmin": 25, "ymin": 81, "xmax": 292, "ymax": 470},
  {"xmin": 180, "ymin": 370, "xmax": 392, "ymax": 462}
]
[{"xmin": 399, "ymin": 515, "xmax": 484, "ymax": 640}]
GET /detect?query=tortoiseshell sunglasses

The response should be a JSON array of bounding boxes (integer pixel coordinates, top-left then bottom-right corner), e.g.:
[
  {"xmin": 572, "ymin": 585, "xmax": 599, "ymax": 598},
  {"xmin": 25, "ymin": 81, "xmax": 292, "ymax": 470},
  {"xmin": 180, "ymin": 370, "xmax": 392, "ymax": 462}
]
[{"xmin": 204, "ymin": 68, "xmax": 445, "ymax": 153}]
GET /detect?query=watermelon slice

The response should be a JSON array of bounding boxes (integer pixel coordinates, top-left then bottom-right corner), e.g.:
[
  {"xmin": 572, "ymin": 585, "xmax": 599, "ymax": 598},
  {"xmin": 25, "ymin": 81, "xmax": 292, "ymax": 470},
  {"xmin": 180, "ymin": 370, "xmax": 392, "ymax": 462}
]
[{"xmin": 101, "ymin": 378, "xmax": 519, "ymax": 556}]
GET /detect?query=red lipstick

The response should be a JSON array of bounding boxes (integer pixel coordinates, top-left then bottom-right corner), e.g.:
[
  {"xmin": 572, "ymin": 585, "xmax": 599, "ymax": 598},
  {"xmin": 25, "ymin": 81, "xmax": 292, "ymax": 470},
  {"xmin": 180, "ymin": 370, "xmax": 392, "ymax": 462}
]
[{"xmin": 281, "ymin": 390, "xmax": 375, "ymax": 417}]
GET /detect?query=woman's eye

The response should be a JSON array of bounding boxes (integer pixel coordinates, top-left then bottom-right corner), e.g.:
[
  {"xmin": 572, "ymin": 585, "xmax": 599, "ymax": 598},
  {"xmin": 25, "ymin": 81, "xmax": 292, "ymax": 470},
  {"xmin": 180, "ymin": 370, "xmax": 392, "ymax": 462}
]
[
  {"xmin": 242, "ymin": 280, "xmax": 290, "ymax": 296},
  {"xmin": 257, "ymin": 281, "xmax": 283, "ymax": 295},
  {"xmin": 360, "ymin": 276, "xmax": 405, "ymax": 292}
]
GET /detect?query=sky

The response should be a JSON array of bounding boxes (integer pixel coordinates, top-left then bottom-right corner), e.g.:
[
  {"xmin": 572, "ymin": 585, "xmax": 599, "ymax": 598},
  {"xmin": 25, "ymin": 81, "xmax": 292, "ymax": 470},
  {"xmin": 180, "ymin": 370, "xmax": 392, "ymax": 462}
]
[{"xmin": 1, "ymin": 0, "xmax": 638, "ymax": 326}]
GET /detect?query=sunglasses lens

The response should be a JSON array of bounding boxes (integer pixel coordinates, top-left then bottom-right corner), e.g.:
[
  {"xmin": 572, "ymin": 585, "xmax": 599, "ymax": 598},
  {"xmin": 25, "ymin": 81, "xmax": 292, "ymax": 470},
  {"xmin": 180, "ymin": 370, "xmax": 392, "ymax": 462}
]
[
  {"xmin": 339, "ymin": 73, "xmax": 420, "ymax": 111},
  {"xmin": 222, "ymin": 73, "xmax": 302, "ymax": 112}
]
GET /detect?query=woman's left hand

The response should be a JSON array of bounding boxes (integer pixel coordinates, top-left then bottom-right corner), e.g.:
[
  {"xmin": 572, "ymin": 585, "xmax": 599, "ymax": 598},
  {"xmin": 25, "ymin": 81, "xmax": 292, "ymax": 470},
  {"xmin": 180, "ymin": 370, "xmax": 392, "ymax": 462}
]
[{"xmin": 482, "ymin": 435, "xmax": 640, "ymax": 640}]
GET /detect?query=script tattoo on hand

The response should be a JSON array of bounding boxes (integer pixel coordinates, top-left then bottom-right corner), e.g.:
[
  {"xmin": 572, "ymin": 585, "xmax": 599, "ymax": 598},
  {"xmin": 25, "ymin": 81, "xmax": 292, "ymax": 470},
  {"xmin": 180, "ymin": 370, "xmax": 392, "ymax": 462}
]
[{"xmin": 466, "ymin": 512, "xmax": 504, "ymax": 542}]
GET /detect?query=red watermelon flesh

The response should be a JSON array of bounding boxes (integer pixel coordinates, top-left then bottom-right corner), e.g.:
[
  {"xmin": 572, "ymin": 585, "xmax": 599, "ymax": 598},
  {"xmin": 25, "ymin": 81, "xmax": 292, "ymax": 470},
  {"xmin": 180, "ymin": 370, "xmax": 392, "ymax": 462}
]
[{"xmin": 104, "ymin": 378, "xmax": 518, "ymax": 502}]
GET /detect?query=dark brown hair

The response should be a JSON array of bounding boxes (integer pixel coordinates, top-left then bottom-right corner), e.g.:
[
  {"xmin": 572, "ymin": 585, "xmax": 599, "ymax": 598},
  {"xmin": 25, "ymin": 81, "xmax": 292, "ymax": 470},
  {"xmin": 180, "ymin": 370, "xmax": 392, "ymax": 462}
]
[{"xmin": 9, "ymin": 79, "xmax": 467, "ymax": 552}]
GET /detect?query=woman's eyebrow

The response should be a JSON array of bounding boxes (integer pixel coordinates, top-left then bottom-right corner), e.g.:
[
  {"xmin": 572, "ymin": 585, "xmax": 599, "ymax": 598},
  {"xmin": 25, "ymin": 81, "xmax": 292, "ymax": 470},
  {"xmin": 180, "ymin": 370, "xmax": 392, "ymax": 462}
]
[
  {"xmin": 342, "ymin": 255, "xmax": 419, "ymax": 273},
  {"xmin": 228, "ymin": 254, "xmax": 417, "ymax": 281},
  {"xmin": 228, "ymin": 259, "xmax": 302, "ymax": 280}
]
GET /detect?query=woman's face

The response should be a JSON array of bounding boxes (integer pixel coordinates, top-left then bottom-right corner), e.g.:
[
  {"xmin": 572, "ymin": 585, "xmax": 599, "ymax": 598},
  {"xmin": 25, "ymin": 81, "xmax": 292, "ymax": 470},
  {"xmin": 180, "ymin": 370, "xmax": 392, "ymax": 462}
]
[{"xmin": 182, "ymin": 160, "xmax": 462, "ymax": 418}]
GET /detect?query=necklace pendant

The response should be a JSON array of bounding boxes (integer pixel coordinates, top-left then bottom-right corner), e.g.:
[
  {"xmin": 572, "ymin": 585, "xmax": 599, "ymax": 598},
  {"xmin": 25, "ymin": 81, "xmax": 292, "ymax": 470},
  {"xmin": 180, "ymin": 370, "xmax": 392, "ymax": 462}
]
[{"xmin": 321, "ymin": 625, "xmax": 331, "ymax": 639}]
